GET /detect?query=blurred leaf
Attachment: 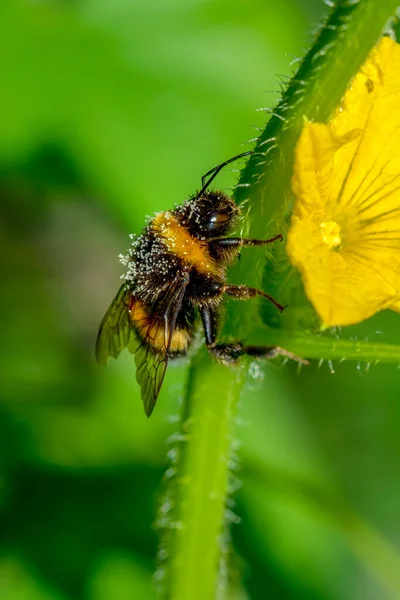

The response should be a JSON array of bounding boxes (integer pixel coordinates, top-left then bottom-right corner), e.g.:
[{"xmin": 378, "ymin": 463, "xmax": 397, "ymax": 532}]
[
  {"xmin": 0, "ymin": 558, "xmax": 68, "ymax": 600},
  {"xmin": 87, "ymin": 551, "xmax": 156, "ymax": 600}
]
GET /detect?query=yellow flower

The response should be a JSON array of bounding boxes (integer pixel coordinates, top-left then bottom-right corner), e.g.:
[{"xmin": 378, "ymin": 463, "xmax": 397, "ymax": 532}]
[{"xmin": 287, "ymin": 36, "xmax": 400, "ymax": 327}]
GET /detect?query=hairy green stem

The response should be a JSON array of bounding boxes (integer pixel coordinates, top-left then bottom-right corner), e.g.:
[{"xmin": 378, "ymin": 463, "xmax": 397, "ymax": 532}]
[
  {"xmin": 168, "ymin": 351, "xmax": 244, "ymax": 600},
  {"xmin": 250, "ymin": 326, "xmax": 400, "ymax": 363}
]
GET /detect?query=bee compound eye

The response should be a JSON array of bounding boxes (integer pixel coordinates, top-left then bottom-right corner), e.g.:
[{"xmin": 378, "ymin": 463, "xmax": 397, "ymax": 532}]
[{"xmin": 209, "ymin": 211, "xmax": 230, "ymax": 225}]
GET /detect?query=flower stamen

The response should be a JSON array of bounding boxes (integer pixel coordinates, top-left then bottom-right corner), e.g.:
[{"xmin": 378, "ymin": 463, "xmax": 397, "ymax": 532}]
[{"xmin": 320, "ymin": 221, "xmax": 342, "ymax": 249}]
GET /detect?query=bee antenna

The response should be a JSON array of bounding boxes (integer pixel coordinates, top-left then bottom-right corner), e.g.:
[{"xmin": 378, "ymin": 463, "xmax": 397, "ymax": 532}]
[{"xmin": 197, "ymin": 150, "xmax": 253, "ymax": 197}]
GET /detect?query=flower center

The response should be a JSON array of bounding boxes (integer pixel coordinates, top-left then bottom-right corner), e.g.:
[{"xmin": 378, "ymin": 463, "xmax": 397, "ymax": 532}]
[{"xmin": 320, "ymin": 221, "xmax": 342, "ymax": 249}]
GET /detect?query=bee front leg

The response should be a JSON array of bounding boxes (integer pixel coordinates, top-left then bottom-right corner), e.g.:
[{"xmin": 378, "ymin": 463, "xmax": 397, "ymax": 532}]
[
  {"xmin": 208, "ymin": 235, "xmax": 283, "ymax": 263},
  {"xmin": 209, "ymin": 234, "xmax": 282, "ymax": 252}
]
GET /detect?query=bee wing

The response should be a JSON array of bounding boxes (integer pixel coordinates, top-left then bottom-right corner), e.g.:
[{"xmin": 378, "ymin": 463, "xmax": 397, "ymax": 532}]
[
  {"xmin": 135, "ymin": 273, "xmax": 190, "ymax": 417},
  {"xmin": 96, "ymin": 274, "xmax": 190, "ymax": 417},
  {"xmin": 95, "ymin": 284, "xmax": 138, "ymax": 365}
]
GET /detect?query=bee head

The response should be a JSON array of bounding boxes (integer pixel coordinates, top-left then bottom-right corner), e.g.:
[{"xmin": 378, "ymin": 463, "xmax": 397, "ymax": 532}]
[{"xmin": 175, "ymin": 191, "xmax": 239, "ymax": 239}]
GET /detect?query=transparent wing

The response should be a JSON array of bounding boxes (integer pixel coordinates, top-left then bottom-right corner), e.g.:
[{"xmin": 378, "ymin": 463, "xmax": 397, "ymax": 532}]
[
  {"xmin": 95, "ymin": 275, "xmax": 189, "ymax": 417},
  {"xmin": 95, "ymin": 284, "xmax": 138, "ymax": 365},
  {"xmin": 135, "ymin": 274, "xmax": 189, "ymax": 417}
]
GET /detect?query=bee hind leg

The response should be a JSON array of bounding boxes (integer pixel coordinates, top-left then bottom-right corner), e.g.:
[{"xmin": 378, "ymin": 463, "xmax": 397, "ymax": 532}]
[
  {"xmin": 210, "ymin": 342, "xmax": 308, "ymax": 365},
  {"xmin": 199, "ymin": 305, "xmax": 308, "ymax": 366}
]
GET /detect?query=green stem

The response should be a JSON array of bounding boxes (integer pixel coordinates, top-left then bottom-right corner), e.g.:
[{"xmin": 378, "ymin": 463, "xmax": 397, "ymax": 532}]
[
  {"xmin": 250, "ymin": 327, "xmax": 400, "ymax": 363},
  {"xmin": 163, "ymin": 1, "xmax": 400, "ymax": 598},
  {"xmin": 168, "ymin": 351, "xmax": 244, "ymax": 600}
]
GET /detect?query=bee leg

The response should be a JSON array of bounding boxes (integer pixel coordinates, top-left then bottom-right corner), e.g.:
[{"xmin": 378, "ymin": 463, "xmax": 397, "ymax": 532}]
[
  {"xmin": 210, "ymin": 234, "xmax": 283, "ymax": 250},
  {"xmin": 223, "ymin": 284, "xmax": 287, "ymax": 312},
  {"xmin": 208, "ymin": 235, "xmax": 283, "ymax": 262},
  {"xmin": 199, "ymin": 306, "xmax": 308, "ymax": 366},
  {"xmin": 240, "ymin": 234, "xmax": 283, "ymax": 246},
  {"xmin": 199, "ymin": 304, "xmax": 218, "ymax": 346},
  {"xmin": 211, "ymin": 343, "xmax": 308, "ymax": 365}
]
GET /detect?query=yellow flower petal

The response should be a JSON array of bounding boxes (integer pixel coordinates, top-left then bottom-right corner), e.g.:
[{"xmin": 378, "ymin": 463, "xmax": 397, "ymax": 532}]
[{"xmin": 287, "ymin": 37, "xmax": 400, "ymax": 327}]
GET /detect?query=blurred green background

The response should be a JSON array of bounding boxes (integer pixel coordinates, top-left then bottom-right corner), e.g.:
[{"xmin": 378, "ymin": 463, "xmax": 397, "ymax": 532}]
[{"xmin": 2, "ymin": 0, "xmax": 400, "ymax": 598}]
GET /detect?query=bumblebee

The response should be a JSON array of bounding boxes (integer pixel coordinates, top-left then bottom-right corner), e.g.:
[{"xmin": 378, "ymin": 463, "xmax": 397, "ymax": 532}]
[{"xmin": 96, "ymin": 151, "xmax": 306, "ymax": 416}]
